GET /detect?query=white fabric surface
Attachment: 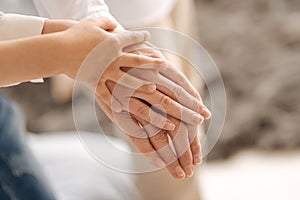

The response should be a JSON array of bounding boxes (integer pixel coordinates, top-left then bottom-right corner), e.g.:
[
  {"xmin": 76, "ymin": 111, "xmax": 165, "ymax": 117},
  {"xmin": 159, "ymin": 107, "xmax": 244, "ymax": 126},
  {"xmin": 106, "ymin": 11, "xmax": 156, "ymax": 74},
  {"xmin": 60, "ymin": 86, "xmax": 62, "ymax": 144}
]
[
  {"xmin": 28, "ymin": 132, "xmax": 140, "ymax": 200},
  {"xmin": 32, "ymin": 0, "xmax": 109, "ymax": 20},
  {"xmin": 105, "ymin": 0, "xmax": 178, "ymax": 28},
  {"xmin": 0, "ymin": 0, "xmax": 39, "ymax": 16}
]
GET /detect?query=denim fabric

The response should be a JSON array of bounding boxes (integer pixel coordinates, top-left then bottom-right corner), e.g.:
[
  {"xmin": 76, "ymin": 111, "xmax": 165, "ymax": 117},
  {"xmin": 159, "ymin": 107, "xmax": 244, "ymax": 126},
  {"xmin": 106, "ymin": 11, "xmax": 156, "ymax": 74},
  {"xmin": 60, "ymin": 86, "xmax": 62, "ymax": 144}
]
[{"xmin": 0, "ymin": 95, "xmax": 56, "ymax": 200}]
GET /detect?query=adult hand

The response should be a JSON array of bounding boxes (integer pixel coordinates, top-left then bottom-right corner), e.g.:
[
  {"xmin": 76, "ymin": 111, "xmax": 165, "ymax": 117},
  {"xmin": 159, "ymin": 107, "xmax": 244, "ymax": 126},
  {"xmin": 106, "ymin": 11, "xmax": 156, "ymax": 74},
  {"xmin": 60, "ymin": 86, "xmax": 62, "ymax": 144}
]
[
  {"xmin": 97, "ymin": 79, "xmax": 203, "ymax": 179},
  {"xmin": 94, "ymin": 44, "xmax": 210, "ymax": 179}
]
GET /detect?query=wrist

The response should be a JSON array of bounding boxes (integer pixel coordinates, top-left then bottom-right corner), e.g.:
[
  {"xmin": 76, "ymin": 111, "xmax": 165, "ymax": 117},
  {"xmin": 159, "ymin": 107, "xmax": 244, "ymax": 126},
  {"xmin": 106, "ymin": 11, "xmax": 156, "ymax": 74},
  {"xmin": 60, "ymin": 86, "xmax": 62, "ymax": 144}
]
[
  {"xmin": 51, "ymin": 31, "xmax": 83, "ymax": 78},
  {"xmin": 42, "ymin": 19, "xmax": 79, "ymax": 34}
]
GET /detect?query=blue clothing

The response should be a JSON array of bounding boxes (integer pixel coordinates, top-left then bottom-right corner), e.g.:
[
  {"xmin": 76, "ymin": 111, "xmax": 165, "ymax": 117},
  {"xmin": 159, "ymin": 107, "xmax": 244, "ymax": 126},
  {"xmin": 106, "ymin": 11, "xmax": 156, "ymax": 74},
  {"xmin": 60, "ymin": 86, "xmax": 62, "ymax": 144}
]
[{"xmin": 0, "ymin": 95, "xmax": 56, "ymax": 200}]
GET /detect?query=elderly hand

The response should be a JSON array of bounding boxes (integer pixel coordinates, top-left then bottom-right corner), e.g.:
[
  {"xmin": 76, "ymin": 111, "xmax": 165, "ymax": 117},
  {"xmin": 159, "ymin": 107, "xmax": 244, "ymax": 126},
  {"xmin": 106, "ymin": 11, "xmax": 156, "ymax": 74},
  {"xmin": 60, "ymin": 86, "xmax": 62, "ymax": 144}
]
[{"xmin": 94, "ymin": 44, "xmax": 211, "ymax": 179}]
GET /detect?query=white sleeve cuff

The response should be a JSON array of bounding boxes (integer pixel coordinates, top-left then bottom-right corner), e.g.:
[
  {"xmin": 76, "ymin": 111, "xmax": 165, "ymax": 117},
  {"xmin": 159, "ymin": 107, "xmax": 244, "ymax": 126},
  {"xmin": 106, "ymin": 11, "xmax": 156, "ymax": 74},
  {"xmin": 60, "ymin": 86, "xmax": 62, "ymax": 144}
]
[
  {"xmin": 0, "ymin": 13, "xmax": 46, "ymax": 41},
  {"xmin": 0, "ymin": 13, "xmax": 46, "ymax": 87}
]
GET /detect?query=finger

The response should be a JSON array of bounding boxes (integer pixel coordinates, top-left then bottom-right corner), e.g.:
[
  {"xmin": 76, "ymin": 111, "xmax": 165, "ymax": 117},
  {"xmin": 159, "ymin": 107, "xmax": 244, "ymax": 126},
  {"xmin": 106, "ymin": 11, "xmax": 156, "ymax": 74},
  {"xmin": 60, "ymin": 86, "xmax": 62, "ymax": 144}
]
[
  {"xmin": 128, "ymin": 42, "xmax": 202, "ymax": 101},
  {"xmin": 113, "ymin": 111, "xmax": 149, "ymax": 139},
  {"xmin": 123, "ymin": 44, "xmax": 163, "ymax": 58},
  {"xmin": 168, "ymin": 119, "xmax": 194, "ymax": 178},
  {"xmin": 127, "ymin": 134, "xmax": 165, "ymax": 168},
  {"xmin": 138, "ymin": 119, "xmax": 186, "ymax": 179},
  {"xmin": 105, "ymin": 80, "xmax": 176, "ymax": 130},
  {"xmin": 113, "ymin": 31, "xmax": 151, "ymax": 50},
  {"xmin": 96, "ymin": 96, "xmax": 165, "ymax": 168},
  {"xmin": 126, "ymin": 42, "xmax": 204, "ymax": 104},
  {"xmin": 133, "ymin": 90, "xmax": 204, "ymax": 124},
  {"xmin": 116, "ymin": 53, "xmax": 166, "ymax": 71},
  {"xmin": 84, "ymin": 17, "xmax": 117, "ymax": 32},
  {"xmin": 187, "ymin": 125, "xmax": 202, "ymax": 165},
  {"xmin": 127, "ymin": 98, "xmax": 176, "ymax": 131},
  {"xmin": 160, "ymin": 62, "xmax": 202, "ymax": 101},
  {"xmin": 110, "ymin": 71, "xmax": 157, "ymax": 93},
  {"xmin": 156, "ymin": 75, "xmax": 211, "ymax": 118},
  {"xmin": 123, "ymin": 117, "xmax": 165, "ymax": 168},
  {"xmin": 159, "ymin": 66, "xmax": 211, "ymax": 119},
  {"xmin": 122, "ymin": 68, "xmax": 210, "ymax": 118},
  {"xmin": 96, "ymin": 81, "xmax": 123, "ymax": 112}
]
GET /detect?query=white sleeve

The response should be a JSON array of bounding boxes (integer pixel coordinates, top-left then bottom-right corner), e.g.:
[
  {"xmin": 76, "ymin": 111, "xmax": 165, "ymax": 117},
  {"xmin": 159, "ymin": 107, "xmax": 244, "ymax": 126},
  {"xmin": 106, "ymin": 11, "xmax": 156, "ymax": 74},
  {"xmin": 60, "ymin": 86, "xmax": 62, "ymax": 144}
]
[
  {"xmin": 33, "ymin": 0, "xmax": 111, "ymax": 20},
  {"xmin": 0, "ymin": 12, "xmax": 46, "ymax": 41},
  {"xmin": 0, "ymin": 12, "xmax": 46, "ymax": 87}
]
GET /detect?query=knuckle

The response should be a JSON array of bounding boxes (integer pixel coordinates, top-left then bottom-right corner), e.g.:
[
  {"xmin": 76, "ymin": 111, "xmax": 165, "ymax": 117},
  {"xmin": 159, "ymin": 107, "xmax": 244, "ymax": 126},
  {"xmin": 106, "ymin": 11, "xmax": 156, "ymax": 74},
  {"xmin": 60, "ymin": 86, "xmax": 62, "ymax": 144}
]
[
  {"xmin": 136, "ymin": 105, "xmax": 149, "ymax": 116},
  {"xmin": 144, "ymin": 71, "xmax": 158, "ymax": 81},
  {"xmin": 174, "ymin": 86, "xmax": 184, "ymax": 100},
  {"xmin": 177, "ymin": 75, "xmax": 186, "ymax": 86},
  {"xmin": 191, "ymin": 143, "xmax": 201, "ymax": 154},
  {"xmin": 133, "ymin": 55, "xmax": 144, "ymax": 66},
  {"xmin": 151, "ymin": 132, "xmax": 168, "ymax": 144},
  {"xmin": 131, "ymin": 33, "xmax": 139, "ymax": 43},
  {"xmin": 111, "ymin": 37, "xmax": 122, "ymax": 49},
  {"xmin": 161, "ymin": 96, "xmax": 171, "ymax": 108},
  {"xmin": 148, "ymin": 110, "xmax": 165, "ymax": 126},
  {"xmin": 164, "ymin": 153, "xmax": 177, "ymax": 164},
  {"xmin": 170, "ymin": 120, "xmax": 181, "ymax": 134},
  {"xmin": 180, "ymin": 153, "xmax": 193, "ymax": 164}
]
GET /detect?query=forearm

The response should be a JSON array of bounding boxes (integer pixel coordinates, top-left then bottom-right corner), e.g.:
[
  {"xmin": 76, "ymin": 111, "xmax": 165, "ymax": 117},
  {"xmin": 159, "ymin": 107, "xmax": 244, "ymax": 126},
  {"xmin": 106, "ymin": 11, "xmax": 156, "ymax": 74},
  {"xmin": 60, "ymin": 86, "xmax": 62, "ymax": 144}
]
[
  {"xmin": 0, "ymin": 34, "xmax": 63, "ymax": 87},
  {"xmin": 42, "ymin": 19, "xmax": 78, "ymax": 34},
  {"xmin": 0, "ymin": 13, "xmax": 46, "ymax": 41}
]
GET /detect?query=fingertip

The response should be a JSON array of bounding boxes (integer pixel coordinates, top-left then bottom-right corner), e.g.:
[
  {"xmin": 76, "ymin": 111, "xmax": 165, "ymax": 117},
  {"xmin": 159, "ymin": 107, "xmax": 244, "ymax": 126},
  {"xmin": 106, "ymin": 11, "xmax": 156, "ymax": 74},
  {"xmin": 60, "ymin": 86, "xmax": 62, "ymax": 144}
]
[
  {"xmin": 185, "ymin": 166, "xmax": 194, "ymax": 178},
  {"xmin": 193, "ymin": 156, "xmax": 202, "ymax": 165},
  {"xmin": 165, "ymin": 120, "xmax": 176, "ymax": 130},
  {"xmin": 142, "ymin": 30, "xmax": 151, "ymax": 41},
  {"xmin": 112, "ymin": 100, "xmax": 123, "ymax": 113},
  {"xmin": 192, "ymin": 113, "xmax": 204, "ymax": 124},
  {"xmin": 175, "ymin": 166, "xmax": 186, "ymax": 179},
  {"xmin": 145, "ymin": 83, "xmax": 156, "ymax": 93},
  {"xmin": 204, "ymin": 110, "xmax": 212, "ymax": 119},
  {"xmin": 201, "ymin": 106, "xmax": 212, "ymax": 119}
]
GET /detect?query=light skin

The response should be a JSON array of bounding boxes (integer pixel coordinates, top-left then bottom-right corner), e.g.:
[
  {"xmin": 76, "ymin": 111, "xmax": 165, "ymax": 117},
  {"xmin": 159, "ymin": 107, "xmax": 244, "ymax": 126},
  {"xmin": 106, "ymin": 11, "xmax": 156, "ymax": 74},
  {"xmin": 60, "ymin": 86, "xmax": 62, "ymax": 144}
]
[{"xmin": 0, "ymin": 17, "xmax": 211, "ymax": 179}]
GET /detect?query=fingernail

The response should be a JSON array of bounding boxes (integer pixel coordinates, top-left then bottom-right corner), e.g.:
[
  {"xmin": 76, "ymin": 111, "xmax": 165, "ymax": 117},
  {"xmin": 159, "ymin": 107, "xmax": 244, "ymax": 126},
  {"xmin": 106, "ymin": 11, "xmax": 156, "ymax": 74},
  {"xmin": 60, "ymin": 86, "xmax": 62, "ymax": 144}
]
[
  {"xmin": 185, "ymin": 166, "xmax": 194, "ymax": 178},
  {"xmin": 175, "ymin": 166, "xmax": 185, "ymax": 178},
  {"xmin": 203, "ymin": 108, "xmax": 211, "ymax": 119},
  {"xmin": 194, "ymin": 156, "xmax": 202, "ymax": 165},
  {"xmin": 193, "ymin": 114, "xmax": 204, "ymax": 124},
  {"xmin": 165, "ymin": 121, "xmax": 176, "ymax": 130}
]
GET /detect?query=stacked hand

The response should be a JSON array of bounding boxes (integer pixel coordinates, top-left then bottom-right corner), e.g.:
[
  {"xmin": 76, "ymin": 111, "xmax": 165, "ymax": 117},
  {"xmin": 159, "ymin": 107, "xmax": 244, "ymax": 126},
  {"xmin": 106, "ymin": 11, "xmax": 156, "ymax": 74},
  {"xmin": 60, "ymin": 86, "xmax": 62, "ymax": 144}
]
[{"xmin": 46, "ymin": 16, "xmax": 211, "ymax": 179}]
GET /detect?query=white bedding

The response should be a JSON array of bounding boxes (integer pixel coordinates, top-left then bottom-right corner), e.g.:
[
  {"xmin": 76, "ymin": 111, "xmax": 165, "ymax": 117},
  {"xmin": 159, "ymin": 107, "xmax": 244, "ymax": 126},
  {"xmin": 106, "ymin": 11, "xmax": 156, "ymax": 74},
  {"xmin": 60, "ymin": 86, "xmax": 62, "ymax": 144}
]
[{"xmin": 28, "ymin": 132, "xmax": 140, "ymax": 200}]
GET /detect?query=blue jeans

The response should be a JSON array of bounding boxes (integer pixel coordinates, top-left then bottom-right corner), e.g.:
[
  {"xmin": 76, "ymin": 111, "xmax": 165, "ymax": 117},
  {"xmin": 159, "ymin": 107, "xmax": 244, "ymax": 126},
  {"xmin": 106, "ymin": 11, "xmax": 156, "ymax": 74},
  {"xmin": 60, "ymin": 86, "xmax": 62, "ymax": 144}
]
[{"xmin": 0, "ymin": 95, "xmax": 56, "ymax": 200}]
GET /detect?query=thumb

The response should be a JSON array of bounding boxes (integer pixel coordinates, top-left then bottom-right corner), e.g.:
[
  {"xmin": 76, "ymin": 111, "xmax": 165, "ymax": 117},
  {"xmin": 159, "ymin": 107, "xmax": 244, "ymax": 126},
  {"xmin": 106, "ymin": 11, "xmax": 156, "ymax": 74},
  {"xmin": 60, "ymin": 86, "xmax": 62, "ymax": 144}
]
[
  {"xmin": 84, "ymin": 16, "xmax": 118, "ymax": 32},
  {"xmin": 113, "ymin": 31, "xmax": 151, "ymax": 50}
]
